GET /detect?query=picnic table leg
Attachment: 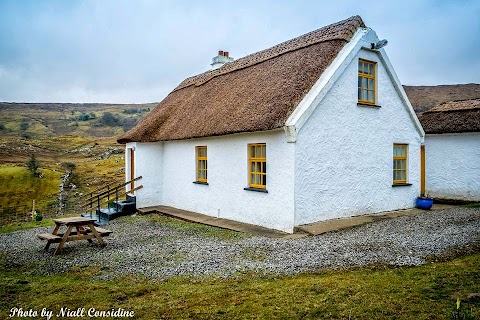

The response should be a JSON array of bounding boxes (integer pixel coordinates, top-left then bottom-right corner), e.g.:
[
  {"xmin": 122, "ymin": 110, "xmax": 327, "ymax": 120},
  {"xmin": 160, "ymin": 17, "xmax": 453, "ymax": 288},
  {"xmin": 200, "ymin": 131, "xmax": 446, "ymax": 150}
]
[
  {"xmin": 54, "ymin": 225, "xmax": 74, "ymax": 255},
  {"xmin": 87, "ymin": 223, "xmax": 106, "ymax": 246},
  {"xmin": 45, "ymin": 223, "xmax": 61, "ymax": 252},
  {"xmin": 77, "ymin": 226, "xmax": 93, "ymax": 243},
  {"xmin": 44, "ymin": 241, "xmax": 52, "ymax": 252},
  {"xmin": 51, "ymin": 224, "xmax": 61, "ymax": 235}
]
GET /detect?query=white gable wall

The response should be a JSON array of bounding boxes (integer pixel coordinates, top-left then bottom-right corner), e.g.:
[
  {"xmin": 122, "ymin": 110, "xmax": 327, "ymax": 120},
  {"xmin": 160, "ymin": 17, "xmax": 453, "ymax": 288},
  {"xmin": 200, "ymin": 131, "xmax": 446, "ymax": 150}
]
[
  {"xmin": 425, "ymin": 133, "xmax": 480, "ymax": 201},
  {"xmin": 161, "ymin": 130, "xmax": 295, "ymax": 233},
  {"xmin": 294, "ymin": 48, "xmax": 422, "ymax": 225}
]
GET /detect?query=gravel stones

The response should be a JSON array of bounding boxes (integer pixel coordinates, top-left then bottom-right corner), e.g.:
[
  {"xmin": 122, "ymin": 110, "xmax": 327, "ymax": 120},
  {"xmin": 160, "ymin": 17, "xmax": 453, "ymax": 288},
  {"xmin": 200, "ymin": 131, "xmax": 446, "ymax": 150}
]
[{"xmin": 1, "ymin": 207, "xmax": 479, "ymax": 280}]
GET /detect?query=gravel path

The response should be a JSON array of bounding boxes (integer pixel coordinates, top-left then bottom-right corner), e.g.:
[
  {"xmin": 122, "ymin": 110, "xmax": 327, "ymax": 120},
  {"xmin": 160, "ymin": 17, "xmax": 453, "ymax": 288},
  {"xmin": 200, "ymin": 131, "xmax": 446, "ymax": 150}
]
[{"xmin": 1, "ymin": 207, "xmax": 479, "ymax": 280}]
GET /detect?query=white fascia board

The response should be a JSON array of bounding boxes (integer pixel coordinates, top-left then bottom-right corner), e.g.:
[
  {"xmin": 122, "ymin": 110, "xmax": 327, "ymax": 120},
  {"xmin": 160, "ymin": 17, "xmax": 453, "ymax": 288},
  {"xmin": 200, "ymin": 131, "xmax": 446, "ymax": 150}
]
[
  {"xmin": 284, "ymin": 28, "xmax": 367, "ymax": 142},
  {"xmin": 375, "ymin": 48, "xmax": 425, "ymax": 140}
]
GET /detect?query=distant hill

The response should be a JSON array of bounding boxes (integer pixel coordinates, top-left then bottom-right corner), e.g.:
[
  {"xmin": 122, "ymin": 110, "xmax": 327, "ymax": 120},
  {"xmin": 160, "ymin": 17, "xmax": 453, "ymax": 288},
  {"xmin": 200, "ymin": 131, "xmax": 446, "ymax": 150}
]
[
  {"xmin": 0, "ymin": 102, "xmax": 157, "ymax": 111},
  {"xmin": 0, "ymin": 102, "xmax": 157, "ymax": 138},
  {"xmin": 403, "ymin": 83, "xmax": 480, "ymax": 114}
]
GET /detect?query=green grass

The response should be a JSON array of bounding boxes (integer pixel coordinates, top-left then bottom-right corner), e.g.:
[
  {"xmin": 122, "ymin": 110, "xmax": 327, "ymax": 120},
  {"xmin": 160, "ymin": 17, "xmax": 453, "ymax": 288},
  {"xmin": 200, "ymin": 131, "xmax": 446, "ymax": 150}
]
[
  {"xmin": 1, "ymin": 252, "xmax": 479, "ymax": 319},
  {"xmin": 124, "ymin": 214, "xmax": 251, "ymax": 240},
  {"xmin": 0, "ymin": 165, "xmax": 61, "ymax": 210},
  {"xmin": 465, "ymin": 203, "xmax": 480, "ymax": 208},
  {"xmin": 0, "ymin": 218, "xmax": 54, "ymax": 233}
]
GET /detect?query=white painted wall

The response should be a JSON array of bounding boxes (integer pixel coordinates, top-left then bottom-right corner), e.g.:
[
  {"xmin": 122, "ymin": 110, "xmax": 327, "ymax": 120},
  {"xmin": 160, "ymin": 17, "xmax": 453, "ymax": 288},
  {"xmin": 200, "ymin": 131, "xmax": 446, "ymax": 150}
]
[
  {"xmin": 425, "ymin": 133, "xmax": 480, "ymax": 201},
  {"xmin": 125, "ymin": 142, "xmax": 164, "ymax": 208},
  {"xmin": 294, "ymin": 48, "xmax": 423, "ymax": 225},
  {"xmin": 145, "ymin": 130, "xmax": 296, "ymax": 233}
]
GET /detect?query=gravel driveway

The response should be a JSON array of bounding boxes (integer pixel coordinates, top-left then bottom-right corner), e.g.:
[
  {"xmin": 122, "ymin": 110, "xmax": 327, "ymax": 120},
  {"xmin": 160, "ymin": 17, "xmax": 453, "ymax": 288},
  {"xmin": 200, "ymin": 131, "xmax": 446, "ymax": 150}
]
[{"xmin": 1, "ymin": 207, "xmax": 479, "ymax": 280}]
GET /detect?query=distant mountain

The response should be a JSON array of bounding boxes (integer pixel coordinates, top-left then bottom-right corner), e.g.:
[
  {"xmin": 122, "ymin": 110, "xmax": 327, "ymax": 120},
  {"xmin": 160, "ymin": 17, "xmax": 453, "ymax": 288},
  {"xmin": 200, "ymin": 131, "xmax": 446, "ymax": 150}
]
[
  {"xmin": 0, "ymin": 102, "xmax": 158, "ymax": 111},
  {"xmin": 0, "ymin": 102, "xmax": 158, "ymax": 138},
  {"xmin": 403, "ymin": 83, "xmax": 480, "ymax": 114}
]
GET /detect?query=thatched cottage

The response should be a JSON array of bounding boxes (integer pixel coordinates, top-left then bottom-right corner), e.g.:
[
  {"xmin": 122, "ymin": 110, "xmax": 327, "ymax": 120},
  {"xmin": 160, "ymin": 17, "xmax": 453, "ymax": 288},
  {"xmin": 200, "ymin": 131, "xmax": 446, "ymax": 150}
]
[
  {"xmin": 419, "ymin": 99, "xmax": 480, "ymax": 201},
  {"xmin": 118, "ymin": 16, "xmax": 424, "ymax": 233}
]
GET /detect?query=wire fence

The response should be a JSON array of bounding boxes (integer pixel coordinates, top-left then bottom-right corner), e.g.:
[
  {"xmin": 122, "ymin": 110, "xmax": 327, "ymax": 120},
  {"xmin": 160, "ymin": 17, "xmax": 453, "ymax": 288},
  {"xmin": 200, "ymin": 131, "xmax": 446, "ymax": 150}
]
[{"xmin": 0, "ymin": 196, "xmax": 82, "ymax": 225}]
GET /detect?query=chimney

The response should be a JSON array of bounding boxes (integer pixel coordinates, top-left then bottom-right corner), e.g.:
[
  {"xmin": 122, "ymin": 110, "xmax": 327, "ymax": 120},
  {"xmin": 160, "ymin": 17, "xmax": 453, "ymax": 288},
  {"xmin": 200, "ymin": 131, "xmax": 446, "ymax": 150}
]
[{"xmin": 211, "ymin": 50, "xmax": 234, "ymax": 70}]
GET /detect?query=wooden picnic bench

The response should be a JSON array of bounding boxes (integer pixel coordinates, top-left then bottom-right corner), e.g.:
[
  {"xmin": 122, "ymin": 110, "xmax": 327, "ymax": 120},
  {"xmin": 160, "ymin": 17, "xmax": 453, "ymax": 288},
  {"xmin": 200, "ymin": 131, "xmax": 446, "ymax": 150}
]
[{"xmin": 37, "ymin": 217, "xmax": 112, "ymax": 255}]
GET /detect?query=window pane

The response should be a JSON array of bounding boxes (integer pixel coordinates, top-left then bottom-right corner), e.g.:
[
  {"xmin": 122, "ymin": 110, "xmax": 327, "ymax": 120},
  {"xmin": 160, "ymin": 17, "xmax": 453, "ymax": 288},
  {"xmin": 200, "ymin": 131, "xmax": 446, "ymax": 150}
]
[
  {"xmin": 256, "ymin": 162, "xmax": 261, "ymax": 173},
  {"xmin": 263, "ymin": 175, "xmax": 267, "ymax": 185},
  {"xmin": 358, "ymin": 76, "xmax": 362, "ymax": 87},
  {"xmin": 262, "ymin": 162, "xmax": 266, "ymax": 173},
  {"xmin": 368, "ymin": 78, "xmax": 373, "ymax": 89},
  {"xmin": 362, "ymin": 77, "xmax": 367, "ymax": 88},
  {"xmin": 255, "ymin": 174, "xmax": 260, "ymax": 185},
  {"xmin": 251, "ymin": 162, "xmax": 255, "ymax": 172},
  {"xmin": 368, "ymin": 90, "xmax": 374, "ymax": 102},
  {"xmin": 358, "ymin": 61, "xmax": 362, "ymax": 72},
  {"xmin": 262, "ymin": 145, "xmax": 266, "ymax": 157},
  {"xmin": 251, "ymin": 174, "xmax": 255, "ymax": 184},
  {"xmin": 205, "ymin": 160, "xmax": 207, "ymax": 169}
]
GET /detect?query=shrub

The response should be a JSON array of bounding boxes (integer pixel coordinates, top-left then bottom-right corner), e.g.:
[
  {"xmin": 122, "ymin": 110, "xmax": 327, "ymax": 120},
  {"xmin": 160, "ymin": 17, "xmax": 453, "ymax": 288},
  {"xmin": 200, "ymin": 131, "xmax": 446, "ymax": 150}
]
[
  {"xmin": 26, "ymin": 154, "xmax": 40, "ymax": 177},
  {"xmin": 20, "ymin": 119, "xmax": 29, "ymax": 131},
  {"xmin": 99, "ymin": 112, "xmax": 120, "ymax": 126},
  {"xmin": 60, "ymin": 162, "xmax": 76, "ymax": 172}
]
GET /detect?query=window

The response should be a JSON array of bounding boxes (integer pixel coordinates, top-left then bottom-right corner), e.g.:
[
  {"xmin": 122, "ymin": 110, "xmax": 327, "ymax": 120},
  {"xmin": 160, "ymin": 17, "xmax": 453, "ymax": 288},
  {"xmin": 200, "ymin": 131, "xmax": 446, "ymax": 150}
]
[
  {"xmin": 196, "ymin": 146, "xmax": 207, "ymax": 183},
  {"xmin": 248, "ymin": 143, "xmax": 266, "ymax": 189},
  {"xmin": 393, "ymin": 144, "xmax": 408, "ymax": 184},
  {"xmin": 358, "ymin": 59, "xmax": 376, "ymax": 104}
]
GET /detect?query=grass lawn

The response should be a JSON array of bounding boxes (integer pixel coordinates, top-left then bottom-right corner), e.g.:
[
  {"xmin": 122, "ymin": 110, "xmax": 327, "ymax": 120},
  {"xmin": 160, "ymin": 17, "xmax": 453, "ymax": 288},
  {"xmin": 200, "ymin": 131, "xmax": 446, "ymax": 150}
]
[
  {"xmin": 0, "ymin": 165, "xmax": 62, "ymax": 210},
  {"xmin": 1, "ymin": 250, "xmax": 478, "ymax": 319}
]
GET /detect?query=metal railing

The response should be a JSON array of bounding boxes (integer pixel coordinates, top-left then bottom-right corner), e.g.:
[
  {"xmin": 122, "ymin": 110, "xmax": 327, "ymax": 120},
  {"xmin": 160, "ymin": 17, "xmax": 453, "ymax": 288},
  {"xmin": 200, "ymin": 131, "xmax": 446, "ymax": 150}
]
[
  {"xmin": 81, "ymin": 176, "xmax": 143, "ymax": 221},
  {"xmin": 0, "ymin": 177, "xmax": 143, "ymax": 225}
]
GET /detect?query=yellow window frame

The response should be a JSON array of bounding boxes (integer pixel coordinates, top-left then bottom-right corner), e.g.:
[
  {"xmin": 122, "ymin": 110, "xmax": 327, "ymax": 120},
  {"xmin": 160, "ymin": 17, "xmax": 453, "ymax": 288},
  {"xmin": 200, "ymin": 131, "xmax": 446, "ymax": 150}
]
[
  {"xmin": 358, "ymin": 59, "xmax": 376, "ymax": 105},
  {"xmin": 393, "ymin": 144, "xmax": 408, "ymax": 184},
  {"xmin": 196, "ymin": 146, "xmax": 207, "ymax": 183},
  {"xmin": 248, "ymin": 143, "xmax": 266, "ymax": 189}
]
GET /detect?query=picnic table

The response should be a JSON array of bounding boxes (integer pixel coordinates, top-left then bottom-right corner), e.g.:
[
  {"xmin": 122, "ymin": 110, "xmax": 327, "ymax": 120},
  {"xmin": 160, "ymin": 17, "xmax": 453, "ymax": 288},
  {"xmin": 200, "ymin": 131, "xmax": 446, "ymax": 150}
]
[{"xmin": 37, "ymin": 217, "xmax": 112, "ymax": 254}]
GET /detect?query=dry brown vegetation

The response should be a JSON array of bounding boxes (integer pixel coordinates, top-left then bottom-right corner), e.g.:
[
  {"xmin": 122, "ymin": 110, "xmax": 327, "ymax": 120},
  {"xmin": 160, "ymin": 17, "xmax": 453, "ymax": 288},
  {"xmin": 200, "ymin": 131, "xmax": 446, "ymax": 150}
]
[
  {"xmin": 0, "ymin": 102, "xmax": 155, "ymax": 216},
  {"xmin": 404, "ymin": 83, "xmax": 480, "ymax": 114}
]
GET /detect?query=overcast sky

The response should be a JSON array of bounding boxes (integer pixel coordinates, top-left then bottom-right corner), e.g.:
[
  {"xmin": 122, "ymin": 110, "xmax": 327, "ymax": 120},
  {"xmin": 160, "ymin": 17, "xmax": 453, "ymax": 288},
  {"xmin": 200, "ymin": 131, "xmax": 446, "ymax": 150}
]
[{"xmin": 0, "ymin": 0, "xmax": 479, "ymax": 103}]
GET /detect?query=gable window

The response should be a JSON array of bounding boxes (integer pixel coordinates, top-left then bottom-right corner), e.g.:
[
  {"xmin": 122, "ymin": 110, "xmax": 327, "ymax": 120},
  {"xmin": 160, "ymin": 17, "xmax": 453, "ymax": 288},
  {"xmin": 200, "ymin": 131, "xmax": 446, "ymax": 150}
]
[
  {"xmin": 358, "ymin": 59, "xmax": 376, "ymax": 104},
  {"xmin": 393, "ymin": 144, "xmax": 408, "ymax": 184},
  {"xmin": 196, "ymin": 146, "xmax": 207, "ymax": 183},
  {"xmin": 248, "ymin": 143, "xmax": 266, "ymax": 189}
]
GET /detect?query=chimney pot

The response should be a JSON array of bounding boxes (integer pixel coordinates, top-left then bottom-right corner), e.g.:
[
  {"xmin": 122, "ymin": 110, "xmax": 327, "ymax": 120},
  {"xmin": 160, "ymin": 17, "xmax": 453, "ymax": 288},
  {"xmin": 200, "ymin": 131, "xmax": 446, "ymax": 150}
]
[
  {"xmin": 218, "ymin": 50, "xmax": 224, "ymax": 56},
  {"xmin": 224, "ymin": 51, "xmax": 229, "ymax": 57}
]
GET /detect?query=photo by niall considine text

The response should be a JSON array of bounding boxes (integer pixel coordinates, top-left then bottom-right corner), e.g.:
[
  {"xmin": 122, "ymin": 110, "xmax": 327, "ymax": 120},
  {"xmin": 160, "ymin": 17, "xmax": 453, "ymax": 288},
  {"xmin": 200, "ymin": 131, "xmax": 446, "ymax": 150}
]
[{"xmin": 10, "ymin": 307, "xmax": 135, "ymax": 319}]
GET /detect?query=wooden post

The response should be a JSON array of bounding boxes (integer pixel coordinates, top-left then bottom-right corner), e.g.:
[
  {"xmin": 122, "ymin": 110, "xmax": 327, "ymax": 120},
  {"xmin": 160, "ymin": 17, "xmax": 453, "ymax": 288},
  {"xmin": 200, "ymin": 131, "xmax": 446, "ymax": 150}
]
[
  {"xmin": 420, "ymin": 145, "xmax": 426, "ymax": 196},
  {"xmin": 130, "ymin": 149, "xmax": 135, "ymax": 193}
]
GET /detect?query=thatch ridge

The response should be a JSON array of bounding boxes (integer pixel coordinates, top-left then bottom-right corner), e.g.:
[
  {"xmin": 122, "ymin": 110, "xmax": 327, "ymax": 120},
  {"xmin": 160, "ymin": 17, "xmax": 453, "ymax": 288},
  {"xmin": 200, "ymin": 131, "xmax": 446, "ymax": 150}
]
[
  {"xmin": 403, "ymin": 83, "xmax": 480, "ymax": 114},
  {"xmin": 118, "ymin": 16, "xmax": 366, "ymax": 144},
  {"xmin": 174, "ymin": 15, "xmax": 365, "ymax": 92},
  {"xmin": 419, "ymin": 98, "xmax": 480, "ymax": 134}
]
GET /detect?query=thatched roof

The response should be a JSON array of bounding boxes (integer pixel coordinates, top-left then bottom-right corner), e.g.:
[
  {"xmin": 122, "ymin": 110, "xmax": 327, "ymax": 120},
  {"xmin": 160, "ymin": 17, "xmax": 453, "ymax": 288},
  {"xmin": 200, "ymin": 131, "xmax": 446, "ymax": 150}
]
[
  {"xmin": 118, "ymin": 16, "xmax": 365, "ymax": 143},
  {"xmin": 403, "ymin": 84, "xmax": 480, "ymax": 114},
  {"xmin": 419, "ymin": 98, "xmax": 480, "ymax": 134}
]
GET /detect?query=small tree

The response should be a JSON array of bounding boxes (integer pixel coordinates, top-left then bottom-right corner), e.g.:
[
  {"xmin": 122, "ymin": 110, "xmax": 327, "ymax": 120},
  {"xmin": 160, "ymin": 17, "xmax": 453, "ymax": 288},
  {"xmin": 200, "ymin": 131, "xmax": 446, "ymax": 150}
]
[{"xmin": 26, "ymin": 154, "xmax": 40, "ymax": 177}]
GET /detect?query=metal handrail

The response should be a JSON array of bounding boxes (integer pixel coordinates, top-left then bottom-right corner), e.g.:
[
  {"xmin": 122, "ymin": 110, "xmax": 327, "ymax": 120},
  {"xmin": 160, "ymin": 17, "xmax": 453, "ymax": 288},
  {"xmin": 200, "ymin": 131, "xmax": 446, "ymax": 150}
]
[{"xmin": 81, "ymin": 176, "xmax": 142, "ymax": 208}]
